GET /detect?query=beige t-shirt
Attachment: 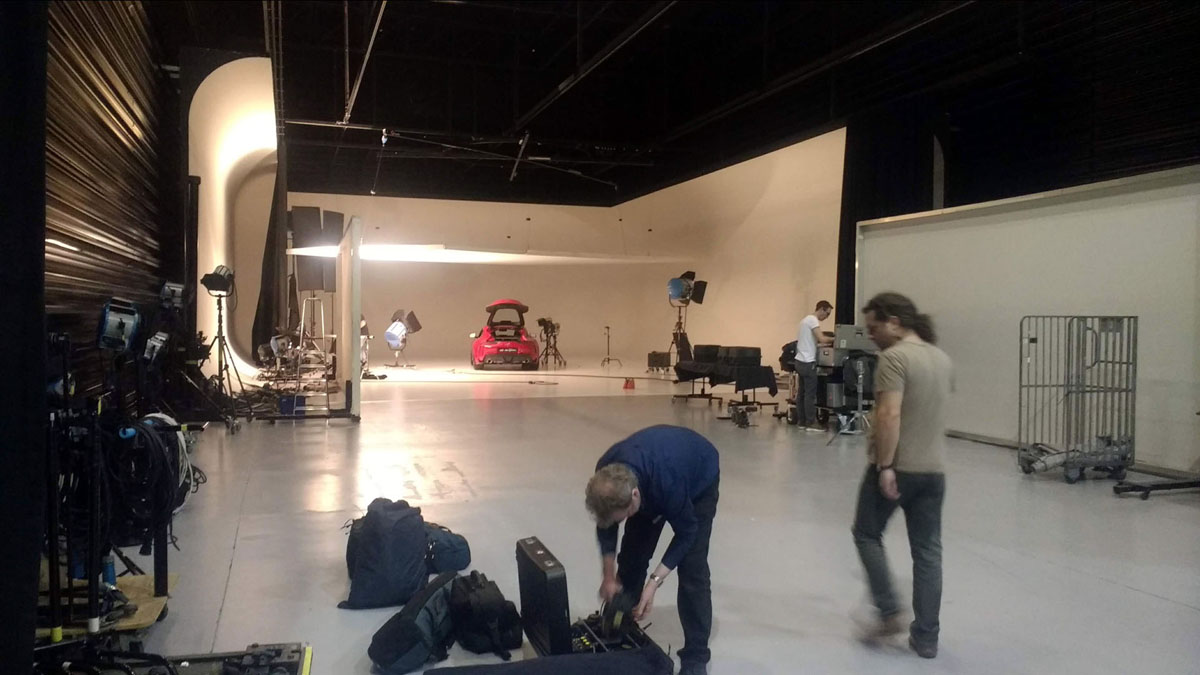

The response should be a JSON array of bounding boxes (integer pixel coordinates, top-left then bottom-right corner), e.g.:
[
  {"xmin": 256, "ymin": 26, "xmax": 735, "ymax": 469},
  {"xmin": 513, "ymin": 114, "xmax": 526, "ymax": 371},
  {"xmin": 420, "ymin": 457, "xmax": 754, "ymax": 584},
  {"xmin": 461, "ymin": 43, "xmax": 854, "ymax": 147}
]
[{"xmin": 868, "ymin": 338, "xmax": 953, "ymax": 474}]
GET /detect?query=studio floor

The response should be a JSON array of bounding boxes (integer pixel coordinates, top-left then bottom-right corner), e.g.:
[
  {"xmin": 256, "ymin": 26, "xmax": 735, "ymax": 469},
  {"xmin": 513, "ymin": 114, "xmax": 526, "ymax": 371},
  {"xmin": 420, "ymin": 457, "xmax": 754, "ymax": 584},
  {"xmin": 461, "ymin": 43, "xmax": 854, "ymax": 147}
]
[{"xmin": 138, "ymin": 370, "xmax": 1200, "ymax": 674}]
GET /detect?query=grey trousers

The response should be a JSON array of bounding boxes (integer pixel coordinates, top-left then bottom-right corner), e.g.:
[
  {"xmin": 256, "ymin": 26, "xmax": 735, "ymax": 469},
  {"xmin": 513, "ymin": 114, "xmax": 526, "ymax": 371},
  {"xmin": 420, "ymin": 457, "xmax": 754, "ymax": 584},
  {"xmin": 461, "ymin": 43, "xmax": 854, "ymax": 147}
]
[
  {"xmin": 794, "ymin": 360, "xmax": 818, "ymax": 425},
  {"xmin": 851, "ymin": 466, "xmax": 946, "ymax": 648}
]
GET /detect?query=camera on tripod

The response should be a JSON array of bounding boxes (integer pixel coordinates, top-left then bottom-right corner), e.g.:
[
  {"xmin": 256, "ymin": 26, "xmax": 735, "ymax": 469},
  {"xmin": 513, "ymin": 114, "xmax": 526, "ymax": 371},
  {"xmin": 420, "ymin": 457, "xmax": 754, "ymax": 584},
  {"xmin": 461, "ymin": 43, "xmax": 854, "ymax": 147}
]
[{"xmin": 537, "ymin": 317, "xmax": 559, "ymax": 337}]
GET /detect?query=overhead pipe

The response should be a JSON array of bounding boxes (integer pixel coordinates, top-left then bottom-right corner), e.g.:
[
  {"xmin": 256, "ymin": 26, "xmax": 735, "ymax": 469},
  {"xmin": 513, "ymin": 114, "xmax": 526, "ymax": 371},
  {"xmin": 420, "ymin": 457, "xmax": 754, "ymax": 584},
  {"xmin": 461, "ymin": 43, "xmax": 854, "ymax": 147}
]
[
  {"xmin": 283, "ymin": 118, "xmax": 654, "ymax": 154},
  {"xmin": 342, "ymin": 0, "xmax": 387, "ymax": 125},
  {"xmin": 287, "ymin": 138, "xmax": 655, "ymax": 165},
  {"xmin": 508, "ymin": 0, "xmax": 676, "ymax": 134},
  {"xmin": 384, "ymin": 130, "xmax": 618, "ymax": 188},
  {"xmin": 509, "ymin": 131, "xmax": 530, "ymax": 181}
]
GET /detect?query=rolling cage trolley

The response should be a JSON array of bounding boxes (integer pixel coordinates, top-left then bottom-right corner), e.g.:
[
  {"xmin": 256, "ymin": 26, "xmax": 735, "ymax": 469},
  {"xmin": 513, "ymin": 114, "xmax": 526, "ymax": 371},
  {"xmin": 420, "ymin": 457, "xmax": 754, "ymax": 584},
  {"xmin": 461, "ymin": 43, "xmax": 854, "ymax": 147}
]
[{"xmin": 1017, "ymin": 316, "xmax": 1137, "ymax": 484}]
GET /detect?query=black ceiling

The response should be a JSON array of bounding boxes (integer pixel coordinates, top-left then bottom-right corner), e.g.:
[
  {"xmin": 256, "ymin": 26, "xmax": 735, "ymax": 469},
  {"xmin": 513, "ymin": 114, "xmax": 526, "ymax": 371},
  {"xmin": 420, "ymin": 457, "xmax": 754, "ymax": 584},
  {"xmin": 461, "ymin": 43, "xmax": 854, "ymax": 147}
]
[{"xmin": 147, "ymin": 1, "xmax": 1200, "ymax": 207}]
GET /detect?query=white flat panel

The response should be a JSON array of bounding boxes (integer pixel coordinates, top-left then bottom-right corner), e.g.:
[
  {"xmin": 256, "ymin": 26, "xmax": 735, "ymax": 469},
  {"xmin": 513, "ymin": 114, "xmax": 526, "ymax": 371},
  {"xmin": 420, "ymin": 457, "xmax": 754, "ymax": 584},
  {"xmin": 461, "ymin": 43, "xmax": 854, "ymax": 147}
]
[
  {"xmin": 858, "ymin": 180, "xmax": 1200, "ymax": 473},
  {"xmin": 337, "ymin": 216, "xmax": 362, "ymax": 419}
]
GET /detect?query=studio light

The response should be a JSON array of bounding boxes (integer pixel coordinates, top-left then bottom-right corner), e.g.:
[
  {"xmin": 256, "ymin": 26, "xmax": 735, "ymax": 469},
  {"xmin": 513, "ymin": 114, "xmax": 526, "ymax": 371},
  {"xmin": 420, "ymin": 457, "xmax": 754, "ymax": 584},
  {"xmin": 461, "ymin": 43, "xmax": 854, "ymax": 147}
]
[
  {"xmin": 667, "ymin": 271, "xmax": 708, "ymax": 307},
  {"xmin": 160, "ymin": 281, "xmax": 184, "ymax": 309},
  {"xmin": 143, "ymin": 330, "xmax": 169, "ymax": 364},
  {"xmin": 200, "ymin": 265, "xmax": 234, "ymax": 295},
  {"xmin": 97, "ymin": 297, "xmax": 141, "ymax": 353}
]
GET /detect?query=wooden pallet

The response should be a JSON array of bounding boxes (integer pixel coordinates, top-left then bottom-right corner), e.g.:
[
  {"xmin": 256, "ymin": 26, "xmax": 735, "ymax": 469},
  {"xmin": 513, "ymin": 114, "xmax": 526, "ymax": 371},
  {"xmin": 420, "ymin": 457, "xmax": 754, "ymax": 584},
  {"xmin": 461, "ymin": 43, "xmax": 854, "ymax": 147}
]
[{"xmin": 37, "ymin": 573, "xmax": 178, "ymax": 638}]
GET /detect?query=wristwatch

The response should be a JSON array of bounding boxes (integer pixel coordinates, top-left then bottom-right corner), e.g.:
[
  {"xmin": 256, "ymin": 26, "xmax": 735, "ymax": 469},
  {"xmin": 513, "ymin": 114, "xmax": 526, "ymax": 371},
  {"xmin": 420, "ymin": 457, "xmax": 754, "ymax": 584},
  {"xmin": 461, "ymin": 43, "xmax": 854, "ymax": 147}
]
[{"xmin": 649, "ymin": 573, "xmax": 665, "ymax": 587}]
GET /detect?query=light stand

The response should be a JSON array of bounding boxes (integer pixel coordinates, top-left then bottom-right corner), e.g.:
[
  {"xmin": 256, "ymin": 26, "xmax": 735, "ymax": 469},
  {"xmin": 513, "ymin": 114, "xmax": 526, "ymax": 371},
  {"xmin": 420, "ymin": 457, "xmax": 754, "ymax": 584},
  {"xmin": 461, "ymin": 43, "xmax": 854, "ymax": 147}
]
[
  {"xmin": 539, "ymin": 325, "xmax": 567, "ymax": 369},
  {"xmin": 600, "ymin": 325, "xmax": 621, "ymax": 367},
  {"xmin": 207, "ymin": 291, "xmax": 248, "ymax": 432},
  {"xmin": 668, "ymin": 305, "xmax": 690, "ymax": 364},
  {"xmin": 828, "ymin": 358, "xmax": 871, "ymax": 445}
]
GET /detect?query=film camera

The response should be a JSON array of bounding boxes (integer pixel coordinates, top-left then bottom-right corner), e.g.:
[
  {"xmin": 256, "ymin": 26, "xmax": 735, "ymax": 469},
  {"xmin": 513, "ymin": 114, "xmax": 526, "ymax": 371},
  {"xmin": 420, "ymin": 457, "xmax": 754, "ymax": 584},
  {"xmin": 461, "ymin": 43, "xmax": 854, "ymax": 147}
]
[{"xmin": 536, "ymin": 317, "xmax": 560, "ymax": 337}]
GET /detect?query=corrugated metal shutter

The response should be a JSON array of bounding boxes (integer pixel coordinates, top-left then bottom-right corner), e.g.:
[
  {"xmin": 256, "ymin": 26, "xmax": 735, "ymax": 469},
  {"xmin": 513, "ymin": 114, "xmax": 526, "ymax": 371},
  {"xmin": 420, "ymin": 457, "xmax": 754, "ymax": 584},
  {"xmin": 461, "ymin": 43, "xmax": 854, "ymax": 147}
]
[{"xmin": 45, "ymin": 0, "xmax": 168, "ymax": 396}]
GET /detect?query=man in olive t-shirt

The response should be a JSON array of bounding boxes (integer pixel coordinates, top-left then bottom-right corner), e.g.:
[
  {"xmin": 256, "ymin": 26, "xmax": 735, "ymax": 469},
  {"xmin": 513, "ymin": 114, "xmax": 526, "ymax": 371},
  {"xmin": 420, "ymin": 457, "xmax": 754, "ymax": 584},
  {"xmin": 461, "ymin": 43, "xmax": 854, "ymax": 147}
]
[{"xmin": 851, "ymin": 292, "xmax": 952, "ymax": 659}]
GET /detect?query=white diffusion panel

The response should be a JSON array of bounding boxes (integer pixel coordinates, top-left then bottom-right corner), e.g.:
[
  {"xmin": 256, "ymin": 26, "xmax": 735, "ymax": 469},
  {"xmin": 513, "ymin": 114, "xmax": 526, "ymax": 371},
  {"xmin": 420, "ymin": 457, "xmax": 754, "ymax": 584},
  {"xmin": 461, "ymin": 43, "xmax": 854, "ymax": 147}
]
[{"xmin": 337, "ymin": 216, "xmax": 363, "ymax": 419}]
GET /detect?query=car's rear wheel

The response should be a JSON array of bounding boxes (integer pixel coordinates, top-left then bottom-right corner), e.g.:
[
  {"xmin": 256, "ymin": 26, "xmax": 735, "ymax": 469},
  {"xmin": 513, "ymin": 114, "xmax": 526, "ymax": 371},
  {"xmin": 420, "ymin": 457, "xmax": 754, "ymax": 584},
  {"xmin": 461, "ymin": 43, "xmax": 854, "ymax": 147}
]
[{"xmin": 471, "ymin": 352, "xmax": 483, "ymax": 370}]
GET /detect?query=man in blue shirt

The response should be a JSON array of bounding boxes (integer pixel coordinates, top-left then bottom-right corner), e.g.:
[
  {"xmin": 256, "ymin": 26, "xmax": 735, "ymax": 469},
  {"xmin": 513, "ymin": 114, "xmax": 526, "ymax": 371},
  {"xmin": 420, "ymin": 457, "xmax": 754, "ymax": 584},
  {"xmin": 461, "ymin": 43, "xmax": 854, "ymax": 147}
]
[{"xmin": 586, "ymin": 425, "xmax": 720, "ymax": 675}]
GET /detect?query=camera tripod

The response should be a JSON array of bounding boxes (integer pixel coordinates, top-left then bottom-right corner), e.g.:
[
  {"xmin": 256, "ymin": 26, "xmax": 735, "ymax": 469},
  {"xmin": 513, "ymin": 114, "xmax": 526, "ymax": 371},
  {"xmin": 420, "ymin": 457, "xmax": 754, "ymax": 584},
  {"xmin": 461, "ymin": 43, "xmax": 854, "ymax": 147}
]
[
  {"xmin": 539, "ymin": 328, "xmax": 566, "ymax": 369},
  {"xmin": 601, "ymin": 325, "xmax": 621, "ymax": 367}
]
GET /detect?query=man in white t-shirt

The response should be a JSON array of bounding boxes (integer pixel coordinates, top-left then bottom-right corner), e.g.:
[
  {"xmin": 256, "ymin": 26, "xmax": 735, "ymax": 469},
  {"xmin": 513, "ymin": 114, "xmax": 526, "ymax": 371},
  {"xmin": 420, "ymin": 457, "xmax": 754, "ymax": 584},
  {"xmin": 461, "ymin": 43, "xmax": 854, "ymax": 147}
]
[{"xmin": 794, "ymin": 300, "xmax": 833, "ymax": 430}]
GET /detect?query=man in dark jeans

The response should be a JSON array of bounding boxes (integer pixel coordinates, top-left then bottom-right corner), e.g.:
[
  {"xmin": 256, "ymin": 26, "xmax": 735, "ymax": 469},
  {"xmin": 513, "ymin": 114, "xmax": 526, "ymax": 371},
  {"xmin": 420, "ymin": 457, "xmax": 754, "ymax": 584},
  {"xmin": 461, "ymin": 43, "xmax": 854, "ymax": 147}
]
[
  {"xmin": 586, "ymin": 425, "xmax": 720, "ymax": 675},
  {"xmin": 794, "ymin": 301, "xmax": 833, "ymax": 431},
  {"xmin": 852, "ymin": 292, "xmax": 953, "ymax": 659}
]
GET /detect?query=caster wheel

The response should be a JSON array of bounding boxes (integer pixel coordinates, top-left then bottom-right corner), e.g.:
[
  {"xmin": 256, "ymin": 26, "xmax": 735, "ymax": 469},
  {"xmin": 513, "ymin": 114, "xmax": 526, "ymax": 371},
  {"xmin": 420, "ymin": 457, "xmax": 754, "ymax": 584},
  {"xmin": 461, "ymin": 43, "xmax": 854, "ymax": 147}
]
[
  {"xmin": 1110, "ymin": 467, "xmax": 1127, "ymax": 481},
  {"xmin": 1064, "ymin": 467, "xmax": 1083, "ymax": 484},
  {"xmin": 1140, "ymin": 491, "xmax": 1150, "ymax": 501},
  {"xmin": 1020, "ymin": 462, "xmax": 1034, "ymax": 475},
  {"xmin": 156, "ymin": 605, "xmax": 169, "ymax": 622}
]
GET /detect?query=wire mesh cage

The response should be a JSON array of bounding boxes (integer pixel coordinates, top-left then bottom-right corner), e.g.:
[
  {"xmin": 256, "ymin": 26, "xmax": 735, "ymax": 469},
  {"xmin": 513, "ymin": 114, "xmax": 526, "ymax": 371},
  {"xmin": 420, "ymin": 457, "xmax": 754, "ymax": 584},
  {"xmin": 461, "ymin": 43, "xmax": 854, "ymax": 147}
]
[{"xmin": 1017, "ymin": 316, "xmax": 1138, "ymax": 483}]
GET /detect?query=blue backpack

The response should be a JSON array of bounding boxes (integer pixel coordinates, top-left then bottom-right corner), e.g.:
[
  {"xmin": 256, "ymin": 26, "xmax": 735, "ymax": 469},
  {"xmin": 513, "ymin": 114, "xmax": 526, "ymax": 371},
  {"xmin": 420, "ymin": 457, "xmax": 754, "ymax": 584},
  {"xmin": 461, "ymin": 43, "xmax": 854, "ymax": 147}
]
[
  {"xmin": 369, "ymin": 571, "xmax": 457, "ymax": 674},
  {"xmin": 426, "ymin": 523, "xmax": 472, "ymax": 573},
  {"xmin": 341, "ymin": 498, "xmax": 428, "ymax": 609}
]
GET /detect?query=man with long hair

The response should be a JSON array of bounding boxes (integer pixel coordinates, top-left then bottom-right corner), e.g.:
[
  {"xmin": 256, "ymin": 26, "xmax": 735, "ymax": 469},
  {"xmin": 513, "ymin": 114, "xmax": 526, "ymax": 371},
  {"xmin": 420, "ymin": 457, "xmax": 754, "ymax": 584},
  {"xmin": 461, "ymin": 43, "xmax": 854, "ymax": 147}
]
[
  {"xmin": 853, "ymin": 292, "xmax": 952, "ymax": 659},
  {"xmin": 586, "ymin": 425, "xmax": 720, "ymax": 675}
]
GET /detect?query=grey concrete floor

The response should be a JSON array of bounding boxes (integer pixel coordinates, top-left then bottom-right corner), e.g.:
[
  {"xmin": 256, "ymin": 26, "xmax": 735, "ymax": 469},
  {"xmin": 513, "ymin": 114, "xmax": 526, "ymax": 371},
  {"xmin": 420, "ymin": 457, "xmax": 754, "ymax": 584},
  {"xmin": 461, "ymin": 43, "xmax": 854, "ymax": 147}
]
[{"xmin": 139, "ymin": 373, "xmax": 1200, "ymax": 674}]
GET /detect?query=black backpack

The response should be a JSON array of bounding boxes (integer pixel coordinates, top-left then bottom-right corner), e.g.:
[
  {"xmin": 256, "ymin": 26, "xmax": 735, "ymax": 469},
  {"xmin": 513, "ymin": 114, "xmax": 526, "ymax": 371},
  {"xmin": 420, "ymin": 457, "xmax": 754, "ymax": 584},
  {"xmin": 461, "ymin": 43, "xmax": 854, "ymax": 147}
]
[
  {"xmin": 779, "ymin": 340, "xmax": 798, "ymax": 372},
  {"xmin": 341, "ymin": 498, "xmax": 429, "ymax": 609},
  {"xmin": 426, "ymin": 522, "xmax": 472, "ymax": 574},
  {"xmin": 368, "ymin": 572, "xmax": 457, "ymax": 675},
  {"xmin": 449, "ymin": 571, "xmax": 523, "ymax": 660}
]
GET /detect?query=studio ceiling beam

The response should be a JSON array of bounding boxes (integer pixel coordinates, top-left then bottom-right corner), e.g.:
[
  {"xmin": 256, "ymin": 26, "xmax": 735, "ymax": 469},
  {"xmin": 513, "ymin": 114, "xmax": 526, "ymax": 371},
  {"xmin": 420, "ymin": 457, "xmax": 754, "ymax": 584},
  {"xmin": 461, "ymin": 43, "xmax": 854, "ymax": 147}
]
[
  {"xmin": 342, "ymin": 0, "xmax": 387, "ymax": 125},
  {"xmin": 507, "ymin": 0, "xmax": 676, "ymax": 135}
]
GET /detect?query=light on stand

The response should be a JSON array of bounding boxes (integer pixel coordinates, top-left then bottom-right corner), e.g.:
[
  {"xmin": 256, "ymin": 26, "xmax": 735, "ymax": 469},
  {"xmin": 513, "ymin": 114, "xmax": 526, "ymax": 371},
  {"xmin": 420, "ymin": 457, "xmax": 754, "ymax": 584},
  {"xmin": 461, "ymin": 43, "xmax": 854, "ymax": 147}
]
[
  {"xmin": 666, "ymin": 271, "xmax": 707, "ymax": 364},
  {"xmin": 200, "ymin": 265, "xmax": 234, "ymax": 295}
]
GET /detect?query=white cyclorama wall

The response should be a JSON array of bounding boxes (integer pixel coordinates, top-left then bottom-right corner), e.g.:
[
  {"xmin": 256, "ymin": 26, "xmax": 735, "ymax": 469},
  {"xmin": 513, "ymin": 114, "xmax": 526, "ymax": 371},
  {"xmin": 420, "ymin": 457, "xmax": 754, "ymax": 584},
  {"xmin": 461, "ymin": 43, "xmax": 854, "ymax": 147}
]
[
  {"xmin": 189, "ymin": 57, "xmax": 276, "ymax": 376},
  {"xmin": 858, "ymin": 167, "xmax": 1200, "ymax": 473},
  {"xmin": 284, "ymin": 193, "xmax": 686, "ymax": 363},
  {"xmin": 284, "ymin": 127, "xmax": 847, "ymax": 365},
  {"xmin": 634, "ymin": 128, "xmax": 846, "ymax": 352}
]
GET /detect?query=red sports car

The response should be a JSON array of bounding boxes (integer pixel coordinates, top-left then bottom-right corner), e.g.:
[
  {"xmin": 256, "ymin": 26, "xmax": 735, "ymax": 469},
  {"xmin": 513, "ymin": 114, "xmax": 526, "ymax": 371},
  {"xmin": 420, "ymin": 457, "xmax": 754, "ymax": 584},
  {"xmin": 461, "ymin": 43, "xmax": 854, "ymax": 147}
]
[{"xmin": 470, "ymin": 299, "xmax": 540, "ymax": 370}]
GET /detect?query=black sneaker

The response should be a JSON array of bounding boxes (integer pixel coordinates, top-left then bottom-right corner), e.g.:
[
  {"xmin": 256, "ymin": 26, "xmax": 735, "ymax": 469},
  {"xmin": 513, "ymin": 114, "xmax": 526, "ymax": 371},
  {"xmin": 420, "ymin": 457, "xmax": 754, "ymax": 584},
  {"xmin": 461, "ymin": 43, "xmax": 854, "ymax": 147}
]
[
  {"xmin": 679, "ymin": 661, "xmax": 707, "ymax": 675},
  {"xmin": 909, "ymin": 635, "xmax": 937, "ymax": 659}
]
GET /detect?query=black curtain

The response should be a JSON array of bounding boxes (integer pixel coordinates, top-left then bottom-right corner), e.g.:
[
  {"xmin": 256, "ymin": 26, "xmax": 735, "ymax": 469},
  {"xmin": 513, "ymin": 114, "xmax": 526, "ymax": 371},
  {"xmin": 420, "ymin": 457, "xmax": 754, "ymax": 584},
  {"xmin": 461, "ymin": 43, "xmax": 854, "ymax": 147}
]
[
  {"xmin": 252, "ymin": 138, "xmax": 288, "ymax": 353},
  {"xmin": 0, "ymin": 3, "xmax": 48, "ymax": 670},
  {"xmin": 835, "ymin": 100, "xmax": 935, "ymax": 325}
]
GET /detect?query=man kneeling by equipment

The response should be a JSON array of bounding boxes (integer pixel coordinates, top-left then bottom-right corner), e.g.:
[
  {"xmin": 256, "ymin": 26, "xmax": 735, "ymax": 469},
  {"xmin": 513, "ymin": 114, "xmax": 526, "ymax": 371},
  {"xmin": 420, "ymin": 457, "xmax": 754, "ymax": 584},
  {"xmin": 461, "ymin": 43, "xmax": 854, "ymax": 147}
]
[{"xmin": 586, "ymin": 425, "xmax": 720, "ymax": 675}]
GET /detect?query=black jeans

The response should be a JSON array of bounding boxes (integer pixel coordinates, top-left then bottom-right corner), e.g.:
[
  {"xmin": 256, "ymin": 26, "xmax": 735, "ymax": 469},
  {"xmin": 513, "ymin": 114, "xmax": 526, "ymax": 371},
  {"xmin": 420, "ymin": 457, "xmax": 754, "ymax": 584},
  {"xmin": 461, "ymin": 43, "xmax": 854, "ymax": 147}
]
[
  {"xmin": 795, "ymin": 361, "xmax": 818, "ymax": 425},
  {"xmin": 617, "ymin": 477, "xmax": 719, "ymax": 667},
  {"xmin": 851, "ymin": 467, "xmax": 945, "ymax": 648}
]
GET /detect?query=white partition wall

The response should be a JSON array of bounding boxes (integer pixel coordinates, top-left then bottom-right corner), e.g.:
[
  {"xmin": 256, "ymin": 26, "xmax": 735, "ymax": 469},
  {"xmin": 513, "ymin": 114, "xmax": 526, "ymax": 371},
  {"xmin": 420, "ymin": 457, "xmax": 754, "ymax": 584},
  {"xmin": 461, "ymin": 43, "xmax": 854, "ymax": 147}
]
[
  {"xmin": 336, "ymin": 216, "xmax": 362, "ymax": 419},
  {"xmin": 857, "ymin": 166, "xmax": 1200, "ymax": 473}
]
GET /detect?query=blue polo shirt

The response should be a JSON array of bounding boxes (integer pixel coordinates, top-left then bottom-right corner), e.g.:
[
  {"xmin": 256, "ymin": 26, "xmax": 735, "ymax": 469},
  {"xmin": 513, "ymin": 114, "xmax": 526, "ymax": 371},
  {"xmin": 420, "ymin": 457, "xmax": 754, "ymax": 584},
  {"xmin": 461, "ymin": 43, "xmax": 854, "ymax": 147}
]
[{"xmin": 594, "ymin": 425, "xmax": 720, "ymax": 571}]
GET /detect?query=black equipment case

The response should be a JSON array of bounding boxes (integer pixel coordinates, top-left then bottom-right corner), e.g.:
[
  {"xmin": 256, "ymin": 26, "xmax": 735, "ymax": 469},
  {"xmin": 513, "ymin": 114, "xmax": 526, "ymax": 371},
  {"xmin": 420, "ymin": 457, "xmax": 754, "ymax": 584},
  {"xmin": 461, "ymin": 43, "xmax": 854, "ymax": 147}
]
[{"xmin": 516, "ymin": 536, "xmax": 572, "ymax": 656}]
